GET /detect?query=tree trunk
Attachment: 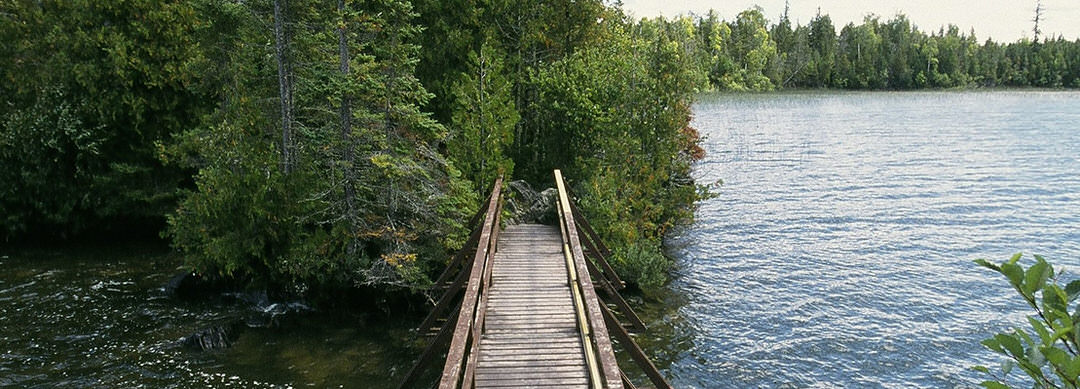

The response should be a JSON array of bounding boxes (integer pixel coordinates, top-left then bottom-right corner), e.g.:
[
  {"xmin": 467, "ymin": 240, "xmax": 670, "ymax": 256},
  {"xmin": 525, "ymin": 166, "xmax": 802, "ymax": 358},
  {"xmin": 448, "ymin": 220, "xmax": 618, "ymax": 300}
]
[
  {"xmin": 338, "ymin": 0, "xmax": 358, "ymax": 254},
  {"xmin": 274, "ymin": 0, "xmax": 294, "ymax": 173}
]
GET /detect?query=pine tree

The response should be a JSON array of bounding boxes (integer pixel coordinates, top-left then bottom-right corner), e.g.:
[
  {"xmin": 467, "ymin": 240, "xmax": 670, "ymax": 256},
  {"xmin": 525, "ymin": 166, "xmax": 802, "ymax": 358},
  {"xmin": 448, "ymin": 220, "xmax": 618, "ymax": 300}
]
[{"xmin": 448, "ymin": 41, "xmax": 518, "ymax": 192}]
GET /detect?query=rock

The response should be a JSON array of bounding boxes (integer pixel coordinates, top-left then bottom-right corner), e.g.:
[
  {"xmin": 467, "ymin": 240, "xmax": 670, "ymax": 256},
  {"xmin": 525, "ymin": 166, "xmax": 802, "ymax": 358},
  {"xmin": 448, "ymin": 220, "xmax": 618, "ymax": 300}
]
[
  {"xmin": 505, "ymin": 180, "xmax": 558, "ymax": 225},
  {"xmin": 180, "ymin": 321, "xmax": 243, "ymax": 351}
]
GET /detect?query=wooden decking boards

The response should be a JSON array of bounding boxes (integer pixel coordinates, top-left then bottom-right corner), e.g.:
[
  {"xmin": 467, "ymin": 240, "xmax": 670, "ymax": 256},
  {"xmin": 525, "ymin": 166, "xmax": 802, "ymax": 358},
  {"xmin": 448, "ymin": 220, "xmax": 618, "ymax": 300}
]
[{"xmin": 474, "ymin": 224, "xmax": 590, "ymax": 388}]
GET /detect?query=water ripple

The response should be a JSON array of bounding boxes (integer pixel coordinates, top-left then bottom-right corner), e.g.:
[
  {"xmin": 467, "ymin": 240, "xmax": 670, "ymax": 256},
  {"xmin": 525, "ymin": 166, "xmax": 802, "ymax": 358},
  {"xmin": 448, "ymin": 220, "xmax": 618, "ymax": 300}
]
[{"xmin": 664, "ymin": 91, "xmax": 1080, "ymax": 388}]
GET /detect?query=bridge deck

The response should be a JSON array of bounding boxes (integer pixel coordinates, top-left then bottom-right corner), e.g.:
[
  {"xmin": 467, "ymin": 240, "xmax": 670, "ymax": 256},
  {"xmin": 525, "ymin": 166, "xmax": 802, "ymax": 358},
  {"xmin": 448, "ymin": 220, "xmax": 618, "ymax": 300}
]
[{"xmin": 474, "ymin": 224, "xmax": 589, "ymax": 388}]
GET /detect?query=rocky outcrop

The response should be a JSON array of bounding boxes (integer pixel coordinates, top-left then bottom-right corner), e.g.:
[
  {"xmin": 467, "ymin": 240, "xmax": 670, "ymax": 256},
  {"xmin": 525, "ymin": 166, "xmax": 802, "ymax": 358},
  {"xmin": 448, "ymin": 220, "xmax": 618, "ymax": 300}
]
[{"xmin": 504, "ymin": 180, "xmax": 557, "ymax": 225}]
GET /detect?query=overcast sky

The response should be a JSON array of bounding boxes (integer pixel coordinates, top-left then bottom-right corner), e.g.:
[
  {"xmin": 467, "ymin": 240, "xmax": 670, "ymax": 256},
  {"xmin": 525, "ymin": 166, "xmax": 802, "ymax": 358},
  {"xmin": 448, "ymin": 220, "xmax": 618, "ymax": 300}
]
[{"xmin": 620, "ymin": 0, "xmax": 1080, "ymax": 42}]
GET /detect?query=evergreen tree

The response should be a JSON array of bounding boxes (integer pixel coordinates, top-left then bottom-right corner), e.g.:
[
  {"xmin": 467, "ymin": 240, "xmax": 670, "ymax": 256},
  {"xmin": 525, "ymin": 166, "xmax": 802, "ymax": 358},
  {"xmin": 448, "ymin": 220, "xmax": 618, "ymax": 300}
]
[{"xmin": 448, "ymin": 41, "xmax": 518, "ymax": 192}]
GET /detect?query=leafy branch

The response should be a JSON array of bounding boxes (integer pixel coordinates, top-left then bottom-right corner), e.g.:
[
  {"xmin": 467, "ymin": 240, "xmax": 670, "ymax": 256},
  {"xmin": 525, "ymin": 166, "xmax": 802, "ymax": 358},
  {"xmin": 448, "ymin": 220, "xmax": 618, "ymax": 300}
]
[{"xmin": 974, "ymin": 254, "xmax": 1080, "ymax": 389}]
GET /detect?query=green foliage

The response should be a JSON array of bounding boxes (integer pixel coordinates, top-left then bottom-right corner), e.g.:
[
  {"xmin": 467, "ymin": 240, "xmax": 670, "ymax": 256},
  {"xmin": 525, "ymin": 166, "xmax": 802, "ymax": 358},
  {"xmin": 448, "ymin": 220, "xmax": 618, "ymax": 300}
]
[
  {"xmin": 638, "ymin": 8, "xmax": 1080, "ymax": 91},
  {"xmin": 974, "ymin": 254, "xmax": 1080, "ymax": 388},
  {"xmin": 448, "ymin": 41, "xmax": 517, "ymax": 192},
  {"xmin": 528, "ymin": 19, "xmax": 708, "ymax": 290},
  {"xmin": 0, "ymin": 0, "xmax": 208, "ymax": 240},
  {"xmin": 612, "ymin": 240, "xmax": 668, "ymax": 291},
  {"xmin": 4, "ymin": 0, "xmax": 708, "ymax": 296},
  {"xmin": 167, "ymin": 0, "xmax": 475, "ymax": 293}
]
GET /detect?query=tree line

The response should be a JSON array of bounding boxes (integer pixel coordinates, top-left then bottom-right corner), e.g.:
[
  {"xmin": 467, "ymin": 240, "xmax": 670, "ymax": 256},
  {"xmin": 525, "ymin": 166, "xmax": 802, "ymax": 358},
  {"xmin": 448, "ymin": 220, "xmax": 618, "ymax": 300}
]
[
  {"xmin": 0, "ymin": 0, "xmax": 705, "ymax": 296},
  {"xmin": 648, "ymin": 7, "xmax": 1080, "ymax": 91}
]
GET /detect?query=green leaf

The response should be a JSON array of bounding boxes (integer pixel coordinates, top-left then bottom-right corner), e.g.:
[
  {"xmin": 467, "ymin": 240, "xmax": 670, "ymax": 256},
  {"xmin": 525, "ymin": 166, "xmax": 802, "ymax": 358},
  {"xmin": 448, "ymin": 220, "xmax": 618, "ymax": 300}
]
[
  {"xmin": 996, "ymin": 333, "xmax": 1023, "ymax": 358},
  {"xmin": 1044, "ymin": 286, "xmax": 1068, "ymax": 313},
  {"xmin": 1074, "ymin": 322, "xmax": 1080, "ymax": 348},
  {"xmin": 1002, "ymin": 359, "xmax": 1015, "ymax": 375},
  {"xmin": 1041, "ymin": 345, "xmax": 1070, "ymax": 367},
  {"xmin": 1065, "ymin": 280, "xmax": 1080, "ymax": 301},
  {"xmin": 1008, "ymin": 252, "xmax": 1023, "ymax": 265},
  {"xmin": 1029, "ymin": 316, "xmax": 1051, "ymax": 344},
  {"xmin": 1015, "ymin": 328, "xmax": 1036, "ymax": 347},
  {"xmin": 1000, "ymin": 262, "xmax": 1025, "ymax": 290},
  {"xmin": 975, "ymin": 258, "xmax": 1001, "ymax": 272},
  {"xmin": 982, "ymin": 337, "xmax": 1004, "ymax": 353},
  {"xmin": 1050, "ymin": 326, "xmax": 1072, "ymax": 344},
  {"xmin": 1067, "ymin": 357, "xmax": 1080, "ymax": 381},
  {"xmin": 1024, "ymin": 258, "xmax": 1051, "ymax": 293},
  {"xmin": 979, "ymin": 381, "xmax": 1009, "ymax": 389},
  {"xmin": 972, "ymin": 365, "xmax": 990, "ymax": 374}
]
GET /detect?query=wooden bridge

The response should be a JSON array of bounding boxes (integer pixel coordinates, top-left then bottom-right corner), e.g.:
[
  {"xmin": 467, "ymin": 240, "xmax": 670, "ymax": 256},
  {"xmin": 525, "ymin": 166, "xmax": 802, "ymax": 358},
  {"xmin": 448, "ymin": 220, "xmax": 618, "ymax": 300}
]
[{"xmin": 399, "ymin": 171, "xmax": 672, "ymax": 389}]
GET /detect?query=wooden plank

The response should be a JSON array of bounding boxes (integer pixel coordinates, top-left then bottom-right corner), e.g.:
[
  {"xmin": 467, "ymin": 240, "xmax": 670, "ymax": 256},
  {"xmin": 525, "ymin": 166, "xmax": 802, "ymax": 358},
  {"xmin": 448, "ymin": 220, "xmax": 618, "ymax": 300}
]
[
  {"xmin": 477, "ymin": 353, "xmax": 586, "ymax": 362},
  {"xmin": 418, "ymin": 175, "xmax": 662, "ymax": 389},
  {"xmin": 474, "ymin": 378, "xmax": 589, "ymax": 388},
  {"xmin": 475, "ymin": 222, "xmax": 589, "ymax": 389},
  {"xmin": 473, "ymin": 359, "xmax": 588, "ymax": 368},
  {"xmin": 481, "ymin": 338, "xmax": 581, "ymax": 345},
  {"xmin": 475, "ymin": 370, "xmax": 588, "ymax": 380},
  {"xmin": 480, "ymin": 347, "xmax": 583, "ymax": 356},
  {"xmin": 477, "ymin": 360, "xmax": 587, "ymax": 369}
]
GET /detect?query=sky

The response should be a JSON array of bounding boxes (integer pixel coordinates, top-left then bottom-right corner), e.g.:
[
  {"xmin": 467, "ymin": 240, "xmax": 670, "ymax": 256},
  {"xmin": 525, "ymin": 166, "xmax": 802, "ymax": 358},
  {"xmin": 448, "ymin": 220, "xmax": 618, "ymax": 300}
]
[{"xmin": 619, "ymin": 0, "xmax": 1080, "ymax": 42}]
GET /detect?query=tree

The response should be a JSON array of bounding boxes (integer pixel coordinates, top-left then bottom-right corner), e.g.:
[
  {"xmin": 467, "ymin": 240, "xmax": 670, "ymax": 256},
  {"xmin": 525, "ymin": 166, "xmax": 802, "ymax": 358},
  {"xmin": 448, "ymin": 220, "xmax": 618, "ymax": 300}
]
[
  {"xmin": 448, "ymin": 41, "xmax": 518, "ymax": 192},
  {"xmin": 807, "ymin": 11, "xmax": 837, "ymax": 87},
  {"xmin": 835, "ymin": 17, "xmax": 885, "ymax": 89},
  {"xmin": 726, "ymin": 7, "xmax": 777, "ymax": 91},
  {"xmin": 530, "ymin": 19, "xmax": 706, "ymax": 288},
  {"xmin": 168, "ymin": 0, "xmax": 475, "ymax": 293}
]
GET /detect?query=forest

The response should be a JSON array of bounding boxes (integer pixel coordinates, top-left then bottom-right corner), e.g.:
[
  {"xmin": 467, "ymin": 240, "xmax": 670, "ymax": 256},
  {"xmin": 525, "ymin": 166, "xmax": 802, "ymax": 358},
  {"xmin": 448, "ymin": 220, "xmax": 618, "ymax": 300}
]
[
  {"xmin": 0, "ymin": 0, "xmax": 704, "ymax": 299},
  {"xmin": 2, "ymin": 1, "xmax": 1078, "ymax": 300},
  {"xmin": 645, "ymin": 7, "xmax": 1080, "ymax": 91}
]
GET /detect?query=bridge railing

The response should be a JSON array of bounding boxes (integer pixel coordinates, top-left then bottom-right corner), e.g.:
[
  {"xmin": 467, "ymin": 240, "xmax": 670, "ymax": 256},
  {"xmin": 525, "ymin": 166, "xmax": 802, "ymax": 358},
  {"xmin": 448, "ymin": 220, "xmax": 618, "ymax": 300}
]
[
  {"xmin": 398, "ymin": 177, "xmax": 502, "ymax": 389},
  {"xmin": 554, "ymin": 169, "xmax": 624, "ymax": 389},
  {"xmin": 556, "ymin": 170, "xmax": 674, "ymax": 389},
  {"xmin": 439, "ymin": 176, "xmax": 502, "ymax": 389}
]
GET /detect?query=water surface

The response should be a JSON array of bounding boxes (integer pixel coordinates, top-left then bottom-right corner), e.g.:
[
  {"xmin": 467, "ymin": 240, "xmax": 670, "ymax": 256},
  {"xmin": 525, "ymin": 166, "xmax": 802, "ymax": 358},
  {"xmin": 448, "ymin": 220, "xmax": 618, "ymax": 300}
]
[
  {"xmin": 659, "ymin": 91, "xmax": 1080, "ymax": 388},
  {"xmin": 0, "ymin": 245, "xmax": 417, "ymax": 388}
]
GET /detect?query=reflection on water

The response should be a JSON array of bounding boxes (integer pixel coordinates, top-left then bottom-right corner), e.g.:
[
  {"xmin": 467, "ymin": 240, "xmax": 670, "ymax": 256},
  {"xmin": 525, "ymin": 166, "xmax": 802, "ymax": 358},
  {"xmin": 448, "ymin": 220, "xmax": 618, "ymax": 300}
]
[
  {"xmin": 659, "ymin": 91, "xmax": 1080, "ymax": 388},
  {"xmin": 0, "ymin": 245, "xmax": 418, "ymax": 388}
]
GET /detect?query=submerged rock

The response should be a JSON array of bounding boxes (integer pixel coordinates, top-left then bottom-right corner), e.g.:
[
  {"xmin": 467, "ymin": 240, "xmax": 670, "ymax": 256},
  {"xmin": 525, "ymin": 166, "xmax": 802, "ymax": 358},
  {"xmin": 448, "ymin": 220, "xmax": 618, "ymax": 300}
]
[{"xmin": 180, "ymin": 321, "xmax": 243, "ymax": 351}]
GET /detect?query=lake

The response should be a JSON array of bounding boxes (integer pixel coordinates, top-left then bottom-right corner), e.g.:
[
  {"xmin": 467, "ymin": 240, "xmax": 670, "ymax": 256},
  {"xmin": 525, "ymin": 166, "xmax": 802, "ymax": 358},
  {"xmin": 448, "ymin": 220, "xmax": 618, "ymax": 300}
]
[{"xmin": 657, "ymin": 90, "xmax": 1080, "ymax": 388}]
